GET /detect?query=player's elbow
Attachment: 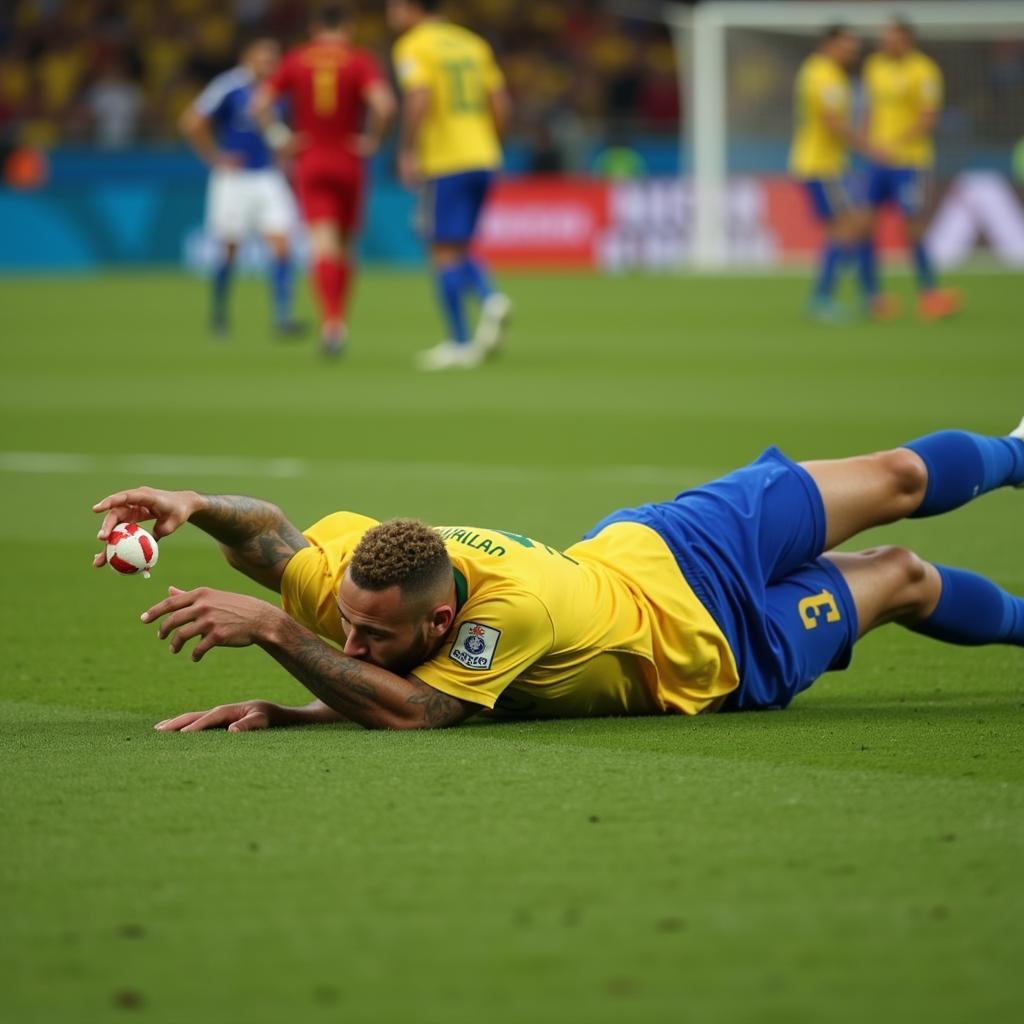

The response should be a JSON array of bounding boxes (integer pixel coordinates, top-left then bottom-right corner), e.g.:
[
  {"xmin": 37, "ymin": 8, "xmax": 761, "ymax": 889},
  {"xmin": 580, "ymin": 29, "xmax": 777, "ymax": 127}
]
[
  {"xmin": 358, "ymin": 709, "xmax": 430, "ymax": 731},
  {"xmin": 219, "ymin": 543, "xmax": 287, "ymax": 594}
]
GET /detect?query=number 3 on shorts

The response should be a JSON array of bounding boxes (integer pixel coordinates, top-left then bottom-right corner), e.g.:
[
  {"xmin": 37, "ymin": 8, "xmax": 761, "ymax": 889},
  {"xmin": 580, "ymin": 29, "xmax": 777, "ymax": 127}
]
[{"xmin": 798, "ymin": 590, "xmax": 841, "ymax": 630}]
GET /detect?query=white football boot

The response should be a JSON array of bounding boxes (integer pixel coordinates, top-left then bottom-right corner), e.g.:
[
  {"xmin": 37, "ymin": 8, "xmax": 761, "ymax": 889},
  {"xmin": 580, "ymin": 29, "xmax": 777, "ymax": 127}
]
[
  {"xmin": 416, "ymin": 340, "xmax": 484, "ymax": 372},
  {"xmin": 474, "ymin": 292, "xmax": 512, "ymax": 355}
]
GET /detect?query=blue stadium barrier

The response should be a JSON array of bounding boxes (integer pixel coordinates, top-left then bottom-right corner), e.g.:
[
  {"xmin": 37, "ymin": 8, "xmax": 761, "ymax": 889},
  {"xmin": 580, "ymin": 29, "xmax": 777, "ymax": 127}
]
[{"xmin": 1, "ymin": 141, "xmax": 1013, "ymax": 271}]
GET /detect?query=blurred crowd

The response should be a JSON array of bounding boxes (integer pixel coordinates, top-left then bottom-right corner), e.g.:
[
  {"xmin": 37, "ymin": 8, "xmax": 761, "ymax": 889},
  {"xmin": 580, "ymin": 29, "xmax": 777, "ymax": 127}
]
[{"xmin": 0, "ymin": 0, "xmax": 682, "ymax": 162}]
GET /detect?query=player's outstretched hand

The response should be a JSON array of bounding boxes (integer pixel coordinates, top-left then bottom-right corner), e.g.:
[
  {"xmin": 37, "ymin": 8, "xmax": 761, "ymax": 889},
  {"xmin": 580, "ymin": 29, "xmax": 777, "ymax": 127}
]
[
  {"xmin": 155, "ymin": 700, "xmax": 280, "ymax": 733},
  {"xmin": 92, "ymin": 486, "xmax": 198, "ymax": 567},
  {"xmin": 142, "ymin": 585, "xmax": 281, "ymax": 661}
]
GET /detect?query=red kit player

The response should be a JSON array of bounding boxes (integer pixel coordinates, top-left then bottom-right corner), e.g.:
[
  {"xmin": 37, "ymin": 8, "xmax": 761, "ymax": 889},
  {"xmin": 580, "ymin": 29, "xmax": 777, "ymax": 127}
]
[{"xmin": 254, "ymin": 4, "xmax": 396, "ymax": 357}]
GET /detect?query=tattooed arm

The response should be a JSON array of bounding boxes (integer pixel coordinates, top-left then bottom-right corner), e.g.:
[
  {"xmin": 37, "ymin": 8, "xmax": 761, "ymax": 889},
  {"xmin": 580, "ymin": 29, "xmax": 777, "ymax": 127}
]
[
  {"xmin": 258, "ymin": 620, "xmax": 478, "ymax": 729},
  {"xmin": 142, "ymin": 587, "xmax": 479, "ymax": 731},
  {"xmin": 191, "ymin": 493, "xmax": 308, "ymax": 591},
  {"xmin": 93, "ymin": 486, "xmax": 308, "ymax": 592}
]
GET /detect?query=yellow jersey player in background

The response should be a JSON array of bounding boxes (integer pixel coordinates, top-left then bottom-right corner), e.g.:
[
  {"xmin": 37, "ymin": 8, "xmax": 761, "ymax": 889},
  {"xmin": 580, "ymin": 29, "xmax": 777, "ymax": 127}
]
[
  {"xmin": 91, "ymin": 416, "xmax": 1024, "ymax": 732},
  {"xmin": 388, "ymin": 0, "xmax": 512, "ymax": 371},
  {"xmin": 789, "ymin": 25, "xmax": 894, "ymax": 323},
  {"xmin": 861, "ymin": 19, "xmax": 961, "ymax": 321}
]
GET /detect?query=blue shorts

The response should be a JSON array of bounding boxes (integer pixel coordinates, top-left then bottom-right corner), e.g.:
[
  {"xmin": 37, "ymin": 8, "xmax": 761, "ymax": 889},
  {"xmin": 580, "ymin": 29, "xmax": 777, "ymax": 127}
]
[
  {"xmin": 419, "ymin": 169, "xmax": 494, "ymax": 244},
  {"xmin": 863, "ymin": 164, "xmax": 928, "ymax": 217},
  {"xmin": 585, "ymin": 448, "xmax": 859, "ymax": 711},
  {"xmin": 801, "ymin": 178, "xmax": 853, "ymax": 222}
]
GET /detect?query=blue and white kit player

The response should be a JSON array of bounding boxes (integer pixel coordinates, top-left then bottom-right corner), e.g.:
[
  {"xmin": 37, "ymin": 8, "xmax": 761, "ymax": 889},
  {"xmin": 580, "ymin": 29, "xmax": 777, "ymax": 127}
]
[{"xmin": 180, "ymin": 38, "xmax": 302, "ymax": 337}]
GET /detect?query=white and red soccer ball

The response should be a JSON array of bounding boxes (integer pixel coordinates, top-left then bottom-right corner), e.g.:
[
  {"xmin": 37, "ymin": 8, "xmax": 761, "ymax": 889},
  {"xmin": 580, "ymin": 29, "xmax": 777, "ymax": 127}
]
[{"xmin": 106, "ymin": 522, "xmax": 159, "ymax": 578}]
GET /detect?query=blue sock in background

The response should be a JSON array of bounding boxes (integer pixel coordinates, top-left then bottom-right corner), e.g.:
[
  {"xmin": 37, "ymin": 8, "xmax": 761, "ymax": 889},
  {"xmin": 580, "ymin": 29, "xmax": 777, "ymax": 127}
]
[
  {"xmin": 459, "ymin": 256, "xmax": 494, "ymax": 301},
  {"xmin": 436, "ymin": 264, "xmax": 468, "ymax": 344},
  {"xmin": 913, "ymin": 241, "xmax": 937, "ymax": 292},
  {"xmin": 270, "ymin": 256, "xmax": 293, "ymax": 325},
  {"xmin": 212, "ymin": 258, "xmax": 232, "ymax": 324},
  {"xmin": 813, "ymin": 241, "xmax": 843, "ymax": 301},
  {"xmin": 910, "ymin": 565, "xmax": 1024, "ymax": 647},
  {"xmin": 855, "ymin": 240, "xmax": 879, "ymax": 300},
  {"xmin": 904, "ymin": 430, "xmax": 1024, "ymax": 517}
]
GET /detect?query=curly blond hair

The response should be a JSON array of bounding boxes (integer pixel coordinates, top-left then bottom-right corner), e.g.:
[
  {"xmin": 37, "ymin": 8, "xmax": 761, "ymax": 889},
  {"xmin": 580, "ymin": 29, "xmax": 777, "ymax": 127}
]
[{"xmin": 349, "ymin": 518, "xmax": 452, "ymax": 596}]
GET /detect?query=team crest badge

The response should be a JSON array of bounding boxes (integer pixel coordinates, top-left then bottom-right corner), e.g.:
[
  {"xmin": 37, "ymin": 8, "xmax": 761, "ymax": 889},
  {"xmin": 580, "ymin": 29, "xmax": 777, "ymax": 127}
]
[{"xmin": 450, "ymin": 622, "xmax": 501, "ymax": 671}]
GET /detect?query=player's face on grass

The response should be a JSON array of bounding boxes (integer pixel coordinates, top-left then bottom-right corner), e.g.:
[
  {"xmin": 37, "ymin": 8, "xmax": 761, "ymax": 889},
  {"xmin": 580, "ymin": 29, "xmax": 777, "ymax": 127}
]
[
  {"xmin": 336, "ymin": 573, "xmax": 450, "ymax": 675},
  {"xmin": 245, "ymin": 40, "xmax": 280, "ymax": 80}
]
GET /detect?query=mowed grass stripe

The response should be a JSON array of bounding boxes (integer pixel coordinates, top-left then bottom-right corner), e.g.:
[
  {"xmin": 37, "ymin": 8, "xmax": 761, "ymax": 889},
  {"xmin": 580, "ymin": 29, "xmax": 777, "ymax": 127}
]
[{"xmin": 0, "ymin": 449, "xmax": 719, "ymax": 486}]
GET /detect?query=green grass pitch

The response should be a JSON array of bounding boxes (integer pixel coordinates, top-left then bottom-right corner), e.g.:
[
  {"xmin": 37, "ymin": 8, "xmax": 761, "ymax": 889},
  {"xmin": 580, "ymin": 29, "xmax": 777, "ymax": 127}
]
[{"xmin": 1, "ymin": 268, "xmax": 1022, "ymax": 1023}]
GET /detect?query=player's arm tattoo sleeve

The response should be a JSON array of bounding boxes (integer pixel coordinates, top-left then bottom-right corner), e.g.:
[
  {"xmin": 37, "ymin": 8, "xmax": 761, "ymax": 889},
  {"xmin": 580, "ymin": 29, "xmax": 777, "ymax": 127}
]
[
  {"xmin": 190, "ymin": 494, "xmax": 309, "ymax": 592},
  {"xmin": 257, "ymin": 619, "xmax": 478, "ymax": 731}
]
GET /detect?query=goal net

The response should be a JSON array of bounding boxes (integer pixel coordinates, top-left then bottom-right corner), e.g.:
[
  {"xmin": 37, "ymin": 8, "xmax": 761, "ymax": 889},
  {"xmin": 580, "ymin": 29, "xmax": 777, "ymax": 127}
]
[{"xmin": 666, "ymin": 1, "xmax": 1024, "ymax": 268}]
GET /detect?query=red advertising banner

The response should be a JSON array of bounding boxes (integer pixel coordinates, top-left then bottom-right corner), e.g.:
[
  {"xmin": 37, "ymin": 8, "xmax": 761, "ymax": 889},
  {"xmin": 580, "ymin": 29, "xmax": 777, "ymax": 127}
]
[{"xmin": 476, "ymin": 178, "xmax": 611, "ymax": 268}]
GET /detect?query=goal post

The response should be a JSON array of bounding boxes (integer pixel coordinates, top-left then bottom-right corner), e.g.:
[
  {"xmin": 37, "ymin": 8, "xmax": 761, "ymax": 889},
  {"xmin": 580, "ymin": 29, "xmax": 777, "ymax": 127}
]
[{"xmin": 665, "ymin": 1, "xmax": 1024, "ymax": 268}]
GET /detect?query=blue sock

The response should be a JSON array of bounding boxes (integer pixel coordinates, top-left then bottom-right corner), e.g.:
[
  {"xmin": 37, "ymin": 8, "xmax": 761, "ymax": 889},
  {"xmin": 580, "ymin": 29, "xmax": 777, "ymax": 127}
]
[
  {"xmin": 459, "ymin": 256, "xmax": 494, "ymax": 301},
  {"xmin": 913, "ymin": 241, "xmax": 937, "ymax": 292},
  {"xmin": 436, "ymin": 264, "xmax": 468, "ymax": 344},
  {"xmin": 813, "ymin": 241, "xmax": 843, "ymax": 301},
  {"xmin": 855, "ymin": 240, "xmax": 879, "ymax": 300},
  {"xmin": 904, "ymin": 430, "xmax": 1024, "ymax": 517},
  {"xmin": 212, "ymin": 258, "xmax": 232, "ymax": 323},
  {"xmin": 910, "ymin": 565, "xmax": 1024, "ymax": 647},
  {"xmin": 270, "ymin": 256, "xmax": 293, "ymax": 325}
]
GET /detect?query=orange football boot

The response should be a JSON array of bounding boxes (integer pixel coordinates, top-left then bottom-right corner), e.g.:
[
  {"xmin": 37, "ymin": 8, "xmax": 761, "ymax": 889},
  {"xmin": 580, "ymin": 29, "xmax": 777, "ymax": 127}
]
[{"xmin": 918, "ymin": 288, "xmax": 962, "ymax": 321}]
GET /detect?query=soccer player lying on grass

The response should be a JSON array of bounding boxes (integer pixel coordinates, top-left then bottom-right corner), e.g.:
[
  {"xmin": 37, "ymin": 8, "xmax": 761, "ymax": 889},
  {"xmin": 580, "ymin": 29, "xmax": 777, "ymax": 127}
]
[{"xmin": 92, "ymin": 423, "xmax": 1024, "ymax": 732}]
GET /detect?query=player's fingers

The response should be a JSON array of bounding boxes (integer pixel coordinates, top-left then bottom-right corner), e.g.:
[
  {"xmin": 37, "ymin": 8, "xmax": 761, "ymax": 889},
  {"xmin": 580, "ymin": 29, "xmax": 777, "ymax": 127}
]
[
  {"xmin": 97, "ymin": 509, "xmax": 121, "ymax": 539},
  {"xmin": 179, "ymin": 706, "xmax": 235, "ymax": 733},
  {"xmin": 93, "ymin": 551, "xmax": 108, "ymax": 568},
  {"xmin": 152, "ymin": 513, "xmax": 186, "ymax": 539},
  {"xmin": 97, "ymin": 505, "xmax": 152, "ymax": 540},
  {"xmin": 154, "ymin": 710, "xmax": 208, "ymax": 732},
  {"xmin": 92, "ymin": 491, "xmax": 130, "ymax": 513},
  {"xmin": 92, "ymin": 488, "xmax": 154, "ymax": 514},
  {"xmin": 156, "ymin": 601, "xmax": 199, "ymax": 640},
  {"xmin": 190, "ymin": 635, "xmax": 219, "ymax": 662},
  {"xmin": 141, "ymin": 589, "xmax": 196, "ymax": 624},
  {"xmin": 227, "ymin": 710, "xmax": 270, "ymax": 733},
  {"xmin": 166, "ymin": 621, "xmax": 204, "ymax": 654}
]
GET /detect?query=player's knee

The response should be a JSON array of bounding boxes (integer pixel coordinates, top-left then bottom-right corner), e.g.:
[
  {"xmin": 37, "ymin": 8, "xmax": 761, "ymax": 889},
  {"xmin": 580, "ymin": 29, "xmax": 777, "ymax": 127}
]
[
  {"xmin": 871, "ymin": 545, "xmax": 927, "ymax": 592},
  {"xmin": 878, "ymin": 448, "xmax": 928, "ymax": 510},
  {"xmin": 309, "ymin": 223, "xmax": 342, "ymax": 258}
]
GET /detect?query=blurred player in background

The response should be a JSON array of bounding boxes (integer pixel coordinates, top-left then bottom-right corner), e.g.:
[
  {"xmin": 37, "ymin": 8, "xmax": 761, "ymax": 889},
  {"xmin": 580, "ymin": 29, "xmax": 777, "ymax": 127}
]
[
  {"xmin": 789, "ymin": 25, "xmax": 895, "ymax": 323},
  {"xmin": 861, "ymin": 19, "xmax": 961, "ymax": 321},
  {"xmin": 388, "ymin": 0, "xmax": 512, "ymax": 371},
  {"xmin": 180, "ymin": 38, "xmax": 302, "ymax": 338},
  {"xmin": 254, "ymin": 4, "xmax": 396, "ymax": 358}
]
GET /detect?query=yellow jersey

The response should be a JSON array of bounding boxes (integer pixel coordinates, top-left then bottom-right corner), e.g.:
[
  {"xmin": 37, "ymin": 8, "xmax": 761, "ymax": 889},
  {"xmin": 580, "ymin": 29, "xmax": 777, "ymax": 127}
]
[
  {"xmin": 280, "ymin": 513, "xmax": 740, "ymax": 719},
  {"xmin": 864, "ymin": 50, "xmax": 942, "ymax": 169},
  {"xmin": 392, "ymin": 20, "xmax": 504, "ymax": 178},
  {"xmin": 789, "ymin": 53, "xmax": 851, "ymax": 178}
]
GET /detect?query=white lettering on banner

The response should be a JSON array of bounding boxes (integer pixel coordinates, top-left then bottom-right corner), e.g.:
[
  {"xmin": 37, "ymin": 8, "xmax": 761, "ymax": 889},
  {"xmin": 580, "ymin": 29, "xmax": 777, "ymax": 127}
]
[
  {"xmin": 479, "ymin": 205, "xmax": 595, "ymax": 246},
  {"xmin": 600, "ymin": 178, "xmax": 775, "ymax": 270},
  {"xmin": 926, "ymin": 172, "xmax": 1024, "ymax": 268}
]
